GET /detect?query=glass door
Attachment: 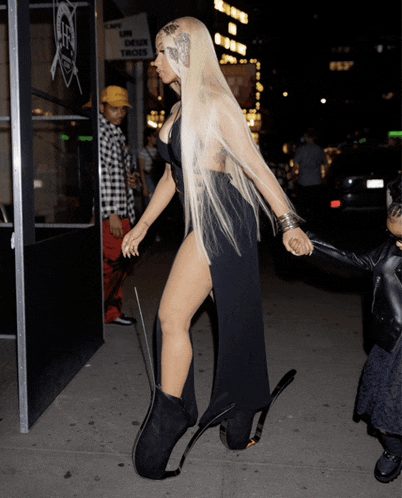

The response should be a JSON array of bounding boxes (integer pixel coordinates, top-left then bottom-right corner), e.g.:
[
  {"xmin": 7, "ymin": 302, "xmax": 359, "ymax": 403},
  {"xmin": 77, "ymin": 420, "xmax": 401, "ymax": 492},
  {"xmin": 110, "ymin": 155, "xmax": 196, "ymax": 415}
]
[{"xmin": 5, "ymin": 0, "xmax": 104, "ymax": 432}]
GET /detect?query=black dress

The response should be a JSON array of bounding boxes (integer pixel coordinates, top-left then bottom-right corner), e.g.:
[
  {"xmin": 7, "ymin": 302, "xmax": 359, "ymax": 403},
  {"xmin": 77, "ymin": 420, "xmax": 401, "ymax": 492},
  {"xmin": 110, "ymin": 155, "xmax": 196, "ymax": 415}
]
[
  {"xmin": 356, "ymin": 342, "xmax": 402, "ymax": 435},
  {"xmin": 156, "ymin": 117, "xmax": 271, "ymax": 426}
]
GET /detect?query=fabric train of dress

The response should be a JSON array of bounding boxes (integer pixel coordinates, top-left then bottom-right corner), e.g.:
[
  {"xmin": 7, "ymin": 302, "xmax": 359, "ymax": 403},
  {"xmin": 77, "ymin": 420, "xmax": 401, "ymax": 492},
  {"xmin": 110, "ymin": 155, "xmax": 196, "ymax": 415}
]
[{"xmin": 157, "ymin": 117, "xmax": 271, "ymax": 426}]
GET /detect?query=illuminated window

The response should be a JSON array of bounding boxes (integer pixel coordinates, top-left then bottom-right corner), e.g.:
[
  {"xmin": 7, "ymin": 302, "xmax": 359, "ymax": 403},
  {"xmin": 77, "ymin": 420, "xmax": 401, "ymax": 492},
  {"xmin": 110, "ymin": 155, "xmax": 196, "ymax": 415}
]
[
  {"xmin": 228, "ymin": 22, "xmax": 237, "ymax": 35},
  {"xmin": 329, "ymin": 61, "xmax": 354, "ymax": 71},
  {"xmin": 215, "ymin": 32, "xmax": 247, "ymax": 56},
  {"xmin": 214, "ymin": 0, "xmax": 248, "ymax": 24},
  {"xmin": 220, "ymin": 54, "xmax": 238, "ymax": 64},
  {"xmin": 237, "ymin": 42, "xmax": 246, "ymax": 56}
]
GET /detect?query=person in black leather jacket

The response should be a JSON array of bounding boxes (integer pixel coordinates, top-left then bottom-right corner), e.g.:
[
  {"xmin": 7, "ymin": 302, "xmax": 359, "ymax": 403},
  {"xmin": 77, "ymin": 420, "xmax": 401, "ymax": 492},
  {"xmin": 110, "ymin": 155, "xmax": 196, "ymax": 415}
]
[{"xmin": 307, "ymin": 174, "xmax": 402, "ymax": 484}]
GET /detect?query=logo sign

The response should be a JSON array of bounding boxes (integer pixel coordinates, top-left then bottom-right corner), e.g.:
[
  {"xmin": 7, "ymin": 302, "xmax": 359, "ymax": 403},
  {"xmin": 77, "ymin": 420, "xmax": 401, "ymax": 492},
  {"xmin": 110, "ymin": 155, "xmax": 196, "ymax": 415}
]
[{"xmin": 51, "ymin": 0, "xmax": 82, "ymax": 93}]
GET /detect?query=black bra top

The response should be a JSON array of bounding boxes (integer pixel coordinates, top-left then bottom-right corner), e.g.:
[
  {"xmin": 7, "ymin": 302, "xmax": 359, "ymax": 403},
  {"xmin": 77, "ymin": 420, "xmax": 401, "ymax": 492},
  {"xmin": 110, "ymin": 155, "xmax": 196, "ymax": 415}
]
[{"xmin": 157, "ymin": 116, "xmax": 181, "ymax": 167}]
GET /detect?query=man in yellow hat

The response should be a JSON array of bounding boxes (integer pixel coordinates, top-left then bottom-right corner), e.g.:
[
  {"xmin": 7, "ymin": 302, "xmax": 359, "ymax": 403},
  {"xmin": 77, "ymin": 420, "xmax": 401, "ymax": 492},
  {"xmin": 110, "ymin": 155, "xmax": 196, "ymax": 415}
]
[{"xmin": 96, "ymin": 86, "xmax": 137, "ymax": 325}]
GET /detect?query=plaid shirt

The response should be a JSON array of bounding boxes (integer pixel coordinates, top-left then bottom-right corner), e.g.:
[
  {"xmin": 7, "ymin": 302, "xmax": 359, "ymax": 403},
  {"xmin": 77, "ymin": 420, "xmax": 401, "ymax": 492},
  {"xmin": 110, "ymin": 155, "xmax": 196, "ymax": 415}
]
[{"xmin": 99, "ymin": 113, "xmax": 136, "ymax": 224}]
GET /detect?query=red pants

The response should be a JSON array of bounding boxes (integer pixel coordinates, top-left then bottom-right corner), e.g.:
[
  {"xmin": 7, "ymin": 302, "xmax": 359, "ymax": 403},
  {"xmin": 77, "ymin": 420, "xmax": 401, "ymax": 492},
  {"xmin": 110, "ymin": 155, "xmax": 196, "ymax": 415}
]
[{"xmin": 103, "ymin": 218, "xmax": 131, "ymax": 324}]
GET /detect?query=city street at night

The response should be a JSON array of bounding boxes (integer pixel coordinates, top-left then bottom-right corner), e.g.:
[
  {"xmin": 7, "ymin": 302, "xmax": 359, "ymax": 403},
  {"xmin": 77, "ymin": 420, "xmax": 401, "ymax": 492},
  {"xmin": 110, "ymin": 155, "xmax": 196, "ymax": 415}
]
[
  {"xmin": 1, "ymin": 227, "xmax": 400, "ymax": 497},
  {"xmin": 0, "ymin": 1, "xmax": 400, "ymax": 497}
]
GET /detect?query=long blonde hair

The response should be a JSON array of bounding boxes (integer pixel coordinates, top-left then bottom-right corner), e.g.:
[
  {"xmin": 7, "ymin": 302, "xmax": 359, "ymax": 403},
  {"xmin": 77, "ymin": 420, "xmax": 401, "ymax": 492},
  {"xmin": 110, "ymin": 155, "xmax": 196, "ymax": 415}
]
[{"xmin": 157, "ymin": 17, "xmax": 295, "ymax": 262}]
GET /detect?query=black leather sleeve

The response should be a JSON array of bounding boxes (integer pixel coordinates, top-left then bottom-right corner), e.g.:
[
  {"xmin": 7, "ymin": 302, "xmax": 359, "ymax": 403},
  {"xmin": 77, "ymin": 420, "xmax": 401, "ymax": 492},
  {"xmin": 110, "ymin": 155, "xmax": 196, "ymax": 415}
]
[{"xmin": 306, "ymin": 232, "xmax": 383, "ymax": 273}]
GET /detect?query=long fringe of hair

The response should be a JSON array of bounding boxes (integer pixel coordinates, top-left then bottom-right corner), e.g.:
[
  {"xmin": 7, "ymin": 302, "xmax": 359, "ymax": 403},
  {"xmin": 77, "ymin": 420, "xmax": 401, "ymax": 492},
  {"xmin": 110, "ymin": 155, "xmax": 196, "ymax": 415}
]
[{"xmin": 157, "ymin": 17, "xmax": 297, "ymax": 262}]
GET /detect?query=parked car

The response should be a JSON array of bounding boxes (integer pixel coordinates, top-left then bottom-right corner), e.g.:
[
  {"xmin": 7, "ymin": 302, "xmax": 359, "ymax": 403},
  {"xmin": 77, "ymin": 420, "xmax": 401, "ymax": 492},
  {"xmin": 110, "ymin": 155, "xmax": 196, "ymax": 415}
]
[{"xmin": 325, "ymin": 148, "xmax": 401, "ymax": 213}]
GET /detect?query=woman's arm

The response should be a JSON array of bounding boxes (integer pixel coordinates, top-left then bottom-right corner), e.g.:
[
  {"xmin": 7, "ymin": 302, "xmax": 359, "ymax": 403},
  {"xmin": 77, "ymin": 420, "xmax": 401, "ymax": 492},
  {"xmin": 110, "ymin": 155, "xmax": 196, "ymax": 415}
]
[
  {"xmin": 122, "ymin": 163, "xmax": 176, "ymax": 257},
  {"xmin": 213, "ymin": 98, "xmax": 313, "ymax": 255}
]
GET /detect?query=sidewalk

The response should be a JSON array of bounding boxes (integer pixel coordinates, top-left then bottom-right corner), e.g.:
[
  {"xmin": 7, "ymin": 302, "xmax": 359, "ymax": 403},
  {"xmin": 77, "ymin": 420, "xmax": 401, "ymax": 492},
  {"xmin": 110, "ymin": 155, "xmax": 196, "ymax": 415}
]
[{"xmin": 0, "ymin": 239, "xmax": 400, "ymax": 498}]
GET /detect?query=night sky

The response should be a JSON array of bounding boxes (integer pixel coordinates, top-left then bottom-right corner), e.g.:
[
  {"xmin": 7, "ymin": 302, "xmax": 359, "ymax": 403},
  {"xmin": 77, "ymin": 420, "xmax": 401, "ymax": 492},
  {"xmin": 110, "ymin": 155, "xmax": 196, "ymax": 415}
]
[{"xmin": 243, "ymin": 2, "xmax": 401, "ymax": 146}]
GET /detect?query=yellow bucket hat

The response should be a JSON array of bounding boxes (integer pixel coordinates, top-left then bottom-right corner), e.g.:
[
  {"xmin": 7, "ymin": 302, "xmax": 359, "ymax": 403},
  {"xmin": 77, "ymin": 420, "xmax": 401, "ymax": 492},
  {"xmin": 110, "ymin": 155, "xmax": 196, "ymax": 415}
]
[{"xmin": 82, "ymin": 86, "xmax": 132, "ymax": 109}]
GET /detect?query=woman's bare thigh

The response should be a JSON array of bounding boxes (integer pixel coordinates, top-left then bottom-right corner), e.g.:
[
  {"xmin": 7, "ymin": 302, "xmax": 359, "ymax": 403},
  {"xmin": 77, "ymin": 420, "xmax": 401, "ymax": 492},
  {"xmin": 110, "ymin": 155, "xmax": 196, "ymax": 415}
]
[{"xmin": 159, "ymin": 232, "xmax": 212, "ymax": 330}]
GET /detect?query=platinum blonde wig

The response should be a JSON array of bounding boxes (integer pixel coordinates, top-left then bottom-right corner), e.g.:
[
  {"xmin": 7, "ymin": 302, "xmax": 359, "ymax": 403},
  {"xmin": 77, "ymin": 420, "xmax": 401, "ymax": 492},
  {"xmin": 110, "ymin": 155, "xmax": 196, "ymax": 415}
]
[{"xmin": 157, "ymin": 17, "xmax": 297, "ymax": 262}]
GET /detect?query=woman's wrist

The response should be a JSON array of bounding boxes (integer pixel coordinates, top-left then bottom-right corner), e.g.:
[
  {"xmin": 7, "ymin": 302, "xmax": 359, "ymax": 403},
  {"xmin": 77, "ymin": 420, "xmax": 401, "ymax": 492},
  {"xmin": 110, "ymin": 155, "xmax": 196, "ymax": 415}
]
[
  {"xmin": 277, "ymin": 212, "xmax": 300, "ymax": 233},
  {"xmin": 139, "ymin": 219, "xmax": 150, "ymax": 229}
]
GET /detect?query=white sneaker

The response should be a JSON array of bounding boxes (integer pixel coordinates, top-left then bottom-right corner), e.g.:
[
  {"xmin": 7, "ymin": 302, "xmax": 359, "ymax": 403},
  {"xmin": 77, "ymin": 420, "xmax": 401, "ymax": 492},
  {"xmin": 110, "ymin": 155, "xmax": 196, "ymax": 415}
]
[{"xmin": 111, "ymin": 315, "xmax": 137, "ymax": 326}]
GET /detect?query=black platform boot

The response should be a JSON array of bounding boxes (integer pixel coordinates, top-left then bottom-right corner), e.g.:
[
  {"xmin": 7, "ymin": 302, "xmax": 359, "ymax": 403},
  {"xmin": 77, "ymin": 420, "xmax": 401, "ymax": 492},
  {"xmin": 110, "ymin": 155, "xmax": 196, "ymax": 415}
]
[
  {"xmin": 133, "ymin": 385, "xmax": 195, "ymax": 480},
  {"xmin": 374, "ymin": 433, "xmax": 402, "ymax": 483},
  {"xmin": 220, "ymin": 369, "xmax": 297, "ymax": 451}
]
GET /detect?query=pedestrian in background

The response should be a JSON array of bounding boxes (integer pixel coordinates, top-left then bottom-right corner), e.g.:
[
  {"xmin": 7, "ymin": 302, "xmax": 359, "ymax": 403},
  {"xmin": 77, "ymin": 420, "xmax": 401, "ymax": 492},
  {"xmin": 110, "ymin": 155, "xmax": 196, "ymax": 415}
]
[
  {"xmin": 294, "ymin": 129, "xmax": 328, "ymax": 227},
  {"xmin": 138, "ymin": 127, "xmax": 165, "ymax": 242},
  {"xmin": 138, "ymin": 127, "xmax": 164, "ymax": 207},
  {"xmin": 84, "ymin": 86, "xmax": 137, "ymax": 326}
]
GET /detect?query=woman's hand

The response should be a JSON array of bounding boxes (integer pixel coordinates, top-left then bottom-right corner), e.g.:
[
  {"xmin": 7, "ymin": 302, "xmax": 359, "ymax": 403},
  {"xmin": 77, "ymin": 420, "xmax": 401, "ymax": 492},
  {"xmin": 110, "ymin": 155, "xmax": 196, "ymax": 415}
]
[
  {"xmin": 122, "ymin": 222, "xmax": 149, "ymax": 257},
  {"xmin": 283, "ymin": 228, "xmax": 314, "ymax": 256}
]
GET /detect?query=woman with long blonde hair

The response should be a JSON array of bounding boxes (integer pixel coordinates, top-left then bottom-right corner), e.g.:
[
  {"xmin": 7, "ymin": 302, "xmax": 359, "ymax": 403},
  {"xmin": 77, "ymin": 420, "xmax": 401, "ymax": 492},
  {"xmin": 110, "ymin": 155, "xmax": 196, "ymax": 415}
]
[{"xmin": 123, "ymin": 17, "xmax": 313, "ymax": 480}]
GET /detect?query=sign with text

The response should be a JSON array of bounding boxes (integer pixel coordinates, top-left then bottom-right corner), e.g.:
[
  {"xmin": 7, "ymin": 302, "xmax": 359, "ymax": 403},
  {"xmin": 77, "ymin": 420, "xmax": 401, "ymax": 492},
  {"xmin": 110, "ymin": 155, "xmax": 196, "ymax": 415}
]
[{"xmin": 104, "ymin": 13, "xmax": 153, "ymax": 60}]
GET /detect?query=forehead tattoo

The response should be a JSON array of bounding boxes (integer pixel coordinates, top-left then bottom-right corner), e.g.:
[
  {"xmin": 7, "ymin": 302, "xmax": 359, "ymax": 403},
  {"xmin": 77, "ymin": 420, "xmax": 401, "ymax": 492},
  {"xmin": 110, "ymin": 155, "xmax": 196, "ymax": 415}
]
[{"xmin": 162, "ymin": 22, "xmax": 180, "ymax": 36}]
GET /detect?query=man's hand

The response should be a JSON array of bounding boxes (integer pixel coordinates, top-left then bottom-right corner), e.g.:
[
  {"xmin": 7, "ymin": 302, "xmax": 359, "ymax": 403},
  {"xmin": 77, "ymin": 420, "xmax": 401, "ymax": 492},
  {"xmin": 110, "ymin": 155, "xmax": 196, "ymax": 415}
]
[{"xmin": 109, "ymin": 213, "xmax": 124, "ymax": 238}]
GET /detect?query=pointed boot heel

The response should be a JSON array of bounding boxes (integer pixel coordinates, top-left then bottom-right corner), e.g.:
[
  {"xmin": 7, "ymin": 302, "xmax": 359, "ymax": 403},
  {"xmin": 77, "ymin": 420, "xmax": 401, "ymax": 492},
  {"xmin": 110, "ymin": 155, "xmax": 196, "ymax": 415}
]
[
  {"xmin": 163, "ymin": 403, "xmax": 235, "ymax": 478},
  {"xmin": 220, "ymin": 369, "xmax": 297, "ymax": 450}
]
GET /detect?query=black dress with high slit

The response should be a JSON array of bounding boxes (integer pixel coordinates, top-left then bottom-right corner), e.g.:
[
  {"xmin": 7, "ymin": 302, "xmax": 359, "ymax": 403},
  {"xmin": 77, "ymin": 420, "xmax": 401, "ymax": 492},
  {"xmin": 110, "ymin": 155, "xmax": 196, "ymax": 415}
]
[{"xmin": 157, "ymin": 117, "xmax": 271, "ymax": 427}]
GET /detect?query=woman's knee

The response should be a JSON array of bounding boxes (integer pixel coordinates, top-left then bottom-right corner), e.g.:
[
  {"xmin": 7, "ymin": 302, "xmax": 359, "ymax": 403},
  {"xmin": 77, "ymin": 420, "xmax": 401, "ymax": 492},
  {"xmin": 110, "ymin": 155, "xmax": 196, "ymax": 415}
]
[{"xmin": 158, "ymin": 308, "xmax": 191, "ymax": 339}]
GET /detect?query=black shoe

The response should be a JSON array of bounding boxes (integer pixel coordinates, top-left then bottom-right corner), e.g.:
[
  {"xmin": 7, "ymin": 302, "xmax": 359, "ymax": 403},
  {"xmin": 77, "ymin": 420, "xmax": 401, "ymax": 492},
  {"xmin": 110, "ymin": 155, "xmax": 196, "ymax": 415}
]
[
  {"xmin": 220, "ymin": 409, "xmax": 256, "ymax": 450},
  {"xmin": 375, "ymin": 433, "xmax": 402, "ymax": 483},
  {"xmin": 111, "ymin": 314, "xmax": 137, "ymax": 326},
  {"xmin": 133, "ymin": 385, "xmax": 195, "ymax": 480},
  {"xmin": 374, "ymin": 451, "xmax": 402, "ymax": 483},
  {"xmin": 133, "ymin": 385, "xmax": 234, "ymax": 480},
  {"xmin": 220, "ymin": 369, "xmax": 297, "ymax": 451}
]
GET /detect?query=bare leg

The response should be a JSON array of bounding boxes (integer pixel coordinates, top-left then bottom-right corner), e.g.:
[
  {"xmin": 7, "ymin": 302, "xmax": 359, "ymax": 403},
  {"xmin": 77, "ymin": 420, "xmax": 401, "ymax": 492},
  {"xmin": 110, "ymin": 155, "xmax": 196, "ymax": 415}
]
[{"xmin": 159, "ymin": 232, "xmax": 212, "ymax": 398}]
